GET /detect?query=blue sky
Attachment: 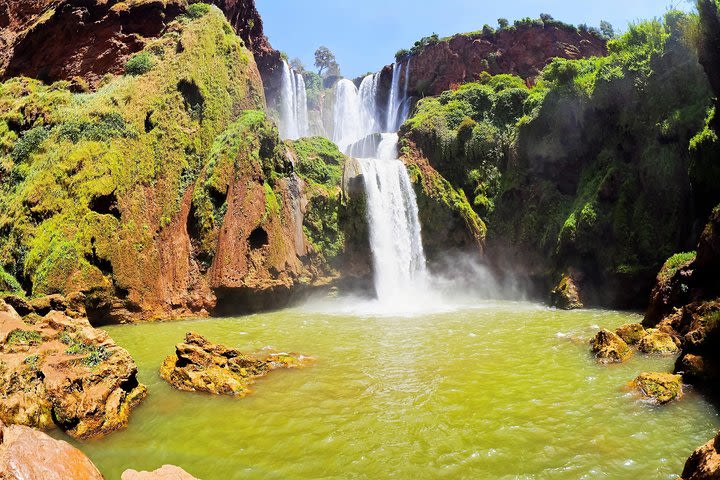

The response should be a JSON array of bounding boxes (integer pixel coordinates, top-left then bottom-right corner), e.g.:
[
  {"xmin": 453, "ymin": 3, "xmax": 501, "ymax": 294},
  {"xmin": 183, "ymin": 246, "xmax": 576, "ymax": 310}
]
[{"xmin": 255, "ymin": 0, "xmax": 693, "ymax": 78}]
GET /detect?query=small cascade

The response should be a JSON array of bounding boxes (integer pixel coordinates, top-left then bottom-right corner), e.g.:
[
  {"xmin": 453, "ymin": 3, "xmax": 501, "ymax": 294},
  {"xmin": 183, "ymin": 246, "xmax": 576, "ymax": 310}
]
[
  {"xmin": 358, "ymin": 133, "xmax": 428, "ymax": 302},
  {"xmin": 279, "ymin": 61, "xmax": 309, "ymax": 140},
  {"xmin": 385, "ymin": 61, "xmax": 412, "ymax": 132}
]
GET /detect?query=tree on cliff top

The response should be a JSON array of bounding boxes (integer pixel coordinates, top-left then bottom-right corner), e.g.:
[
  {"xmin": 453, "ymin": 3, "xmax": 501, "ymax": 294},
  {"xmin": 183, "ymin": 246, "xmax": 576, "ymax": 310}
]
[
  {"xmin": 600, "ymin": 20, "xmax": 615, "ymax": 38},
  {"xmin": 314, "ymin": 46, "xmax": 339, "ymax": 77}
]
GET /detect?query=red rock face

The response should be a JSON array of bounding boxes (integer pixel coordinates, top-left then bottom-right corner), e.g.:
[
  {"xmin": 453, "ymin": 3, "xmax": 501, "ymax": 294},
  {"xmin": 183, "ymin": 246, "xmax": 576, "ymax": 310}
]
[
  {"xmin": 387, "ymin": 25, "xmax": 607, "ymax": 97},
  {"xmin": 0, "ymin": 0, "xmax": 282, "ymax": 93},
  {"xmin": 0, "ymin": 0, "xmax": 185, "ymax": 89}
]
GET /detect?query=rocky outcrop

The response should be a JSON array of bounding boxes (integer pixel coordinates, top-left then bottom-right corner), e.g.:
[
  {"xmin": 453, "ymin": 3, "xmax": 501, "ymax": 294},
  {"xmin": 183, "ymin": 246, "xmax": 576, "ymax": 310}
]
[
  {"xmin": 615, "ymin": 323, "xmax": 647, "ymax": 345},
  {"xmin": 637, "ymin": 330, "xmax": 680, "ymax": 354},
  {"xmin": 386, "ymin": 23, "xmax": 606, "ymax": 97},
  {"xmin": 0, "ymin": 300, "xmax": 147, "ymax": 439},
  {"xmin": 630, "ymin": 372, "xmax": 683, "ymax": 404},
  {"xmin": 0, "ymin": 420, "xmax": 104, "ymax": 480},
  {"xmin": 122, "ymin": 465, "xmax": 199, "ymax": 480},
  {"xmin": 160, "ymin": 332, "xmax": 309, "ymax": 396},
  {"xmin": 550, "ymin": 274, "xmax": 583, "ymax": 310},
  {"xmin": 681, "ymin": 431, "xmax": 720, "ymax": 480},
  {"xmin": 590, "ymin": 329, "xmax": 633, "ymax": 364}
]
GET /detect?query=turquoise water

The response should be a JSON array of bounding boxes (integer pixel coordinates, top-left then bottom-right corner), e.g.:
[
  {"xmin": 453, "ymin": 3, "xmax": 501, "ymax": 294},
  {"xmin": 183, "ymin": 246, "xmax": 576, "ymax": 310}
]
[{"xmin": 61, "ymin": 301, "xmax": 719, "ymax": 479}]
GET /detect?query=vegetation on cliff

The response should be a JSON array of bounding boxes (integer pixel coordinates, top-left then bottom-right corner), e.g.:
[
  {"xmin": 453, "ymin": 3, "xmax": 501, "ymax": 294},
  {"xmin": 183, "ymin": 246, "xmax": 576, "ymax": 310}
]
[{"xmin": 401, "ymin": 10, "xmax": 714, "ymax": 306}]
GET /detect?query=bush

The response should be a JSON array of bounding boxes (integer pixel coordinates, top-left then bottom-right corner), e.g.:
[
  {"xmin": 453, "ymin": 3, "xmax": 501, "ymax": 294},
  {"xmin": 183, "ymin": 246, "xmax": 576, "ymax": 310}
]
[
  {"xmin": 125, "ymin": 52, "xmax": 155, "ymax": 76},
  {"xmin": 186, "ymin": 3, "xmax": 211, "ymax": 18},
  {"xmin": 11, "ymin": 126, "xmax": 49, "ymax": 163}
]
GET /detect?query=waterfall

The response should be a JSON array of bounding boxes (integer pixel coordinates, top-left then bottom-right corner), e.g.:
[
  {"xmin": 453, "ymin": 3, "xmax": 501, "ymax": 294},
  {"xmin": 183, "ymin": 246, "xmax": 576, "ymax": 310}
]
[
  {"xmin": 329, "ymin": 60, "xmax": 427, "ymax": 303},
  {"xmin": 358, "ymin": 134, "xmax": 428, "ymax": 302},
  {"xmin": 279, "ymin": 61, "xmax": 309, "ymax": 140}
]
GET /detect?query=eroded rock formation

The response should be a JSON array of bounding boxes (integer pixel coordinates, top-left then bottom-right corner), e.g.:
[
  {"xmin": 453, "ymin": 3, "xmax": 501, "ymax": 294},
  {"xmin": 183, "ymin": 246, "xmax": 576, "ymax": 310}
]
[
  {"xmin": 0, "ymin": 300, "xmax": 147, "ymax": 439},
  {"xmin": 160, "ymin": 332, "xmax": 308, "ymax": 396},
  {"xmin": 122, "ymin": 465, "xmax": 199, "ymax": 480}
]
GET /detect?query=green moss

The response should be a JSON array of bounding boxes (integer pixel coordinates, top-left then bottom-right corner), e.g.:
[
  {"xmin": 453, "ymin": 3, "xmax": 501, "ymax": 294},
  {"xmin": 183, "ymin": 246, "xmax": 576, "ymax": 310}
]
[
  {"xmin": 186, "ymin": 3, "xmax": 211, "ymax": 18},
  {"xmin": 659, "ymin": 252, "xmax": 696, "ymax": 282},
  {"xmin": 124, "ymin": 52, "xmax": 156, "ymax": 76},
  {"xmin": 290, "ymin": 137, "xmax": 345, "ymax": 187},
  {"xmin": 0, "ymin": 265, "xmax": 23, "ymax": 295},
  {"xmin": 7, "ymin": 329, "xmax": 42, "ymax": 346}
]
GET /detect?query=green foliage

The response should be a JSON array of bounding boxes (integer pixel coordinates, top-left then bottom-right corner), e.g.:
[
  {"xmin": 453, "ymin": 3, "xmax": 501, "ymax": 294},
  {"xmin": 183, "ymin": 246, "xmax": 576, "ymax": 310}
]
[
  {"xmin": 56, "ymin": 112, "xmax": 134, "ymax": 143},
  {"xmin": 659, "ymin": 252, "xmax": 697, "ymax": 282},
  {"xmin": 186, "ymin": 3, "xmax": 211, "ymax": 18},
  {"xmin": 291, "ymin": 136, "xmax": 345, "ymax": 187},
  {"xmin": 64, "ymin": 335, "xmax": 112, "ymax": 367},
  {"xmin": 314, "ymin": 46, "xmax": 339, "ymax": 77},
  {"xmin": 125, "ymin": 52, "xmax": 155, "ymax": 76},
  {"xmin": 0, "ymin": 265, "xmax": 23, "ymax": 295},
  {"xmin": 600, "ymin": 20, "xmax": 615, "ymax": 39},
  {"xmin": 11, "ymin": 127, "xmax": 49, "ymax": 163},
  {"xmin": 498, "ymin": 18, "xmax": 509, "ymax": 29},
  {"xmin": 7, "ymin": 329, "xmax": 42, "ymax": 346},
  {"xmin": 302, "ymin": 71, "xmax": 323, "ymax": 110}
]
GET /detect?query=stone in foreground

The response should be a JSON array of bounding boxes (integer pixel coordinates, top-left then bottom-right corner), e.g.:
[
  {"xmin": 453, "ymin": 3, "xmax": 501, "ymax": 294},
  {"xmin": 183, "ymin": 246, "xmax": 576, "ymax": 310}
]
[
  {"xmin": 0, "ymin": 301, "xmax": 147, "ymax": 439},
  {"xmin": 0, "ymin": 420, "xmax": 103, "ymax": 480},
  {"xmin": 681, "ymin": 431, "xmax": 720, "ymax": 480},
  {"xmin": 160, "ymin": 332, "xmax": 309, "ymax": 397},
  {"xmin": 615, "ymin": 323, "xmax": 647, "ymax": 345},
  {"xmin": 638, "ymin": 330, "xmax": 680, "ymax": 354},
  {"xmin": 590, "ymin": 329, "xmax": 633, "ymax": 363},
  {"xmin": 122, "ymin": 465, "xmax": 199, "ymax": 480},
  {"xmin": 631, "ymin": 372, "xmax": 683, "ymax": 404}
]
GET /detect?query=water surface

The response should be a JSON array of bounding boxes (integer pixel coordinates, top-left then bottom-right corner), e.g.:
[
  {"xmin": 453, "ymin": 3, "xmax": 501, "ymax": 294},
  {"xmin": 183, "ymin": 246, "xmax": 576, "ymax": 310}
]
[{"xmin": 65, "ymin": 301, "xmax": 719, "ymax": 479}]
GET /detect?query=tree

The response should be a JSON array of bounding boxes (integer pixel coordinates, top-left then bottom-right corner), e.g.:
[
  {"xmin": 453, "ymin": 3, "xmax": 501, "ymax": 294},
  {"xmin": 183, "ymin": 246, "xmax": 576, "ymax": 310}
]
[
  {"xmin": 289, "ymin": 57, "xmax": 306, "ymax": 74},
  {"xmin": 540, "ymin": 13, "xmax": 554, "ymax": 23},
  {"xmin": 600, "ymin": 20, "xmax": 615, "ymax": 38},
  {"xmin": 314, "ymin": 46, "xmax": 337, "ymax": 76},
  {"xmin": 498, "ymin": 18, "xmax": 509, "ymax": 29}
]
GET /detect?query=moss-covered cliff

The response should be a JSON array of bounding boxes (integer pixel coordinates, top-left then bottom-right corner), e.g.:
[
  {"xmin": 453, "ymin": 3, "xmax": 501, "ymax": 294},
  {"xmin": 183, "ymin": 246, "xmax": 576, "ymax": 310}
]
[
  {"xmin": 400, "ymin": 11, "xmax": 714, "ymax": 307},
  {"xmin": 0, "ymin": 6, "xmax": 343, "ymax": 321}
]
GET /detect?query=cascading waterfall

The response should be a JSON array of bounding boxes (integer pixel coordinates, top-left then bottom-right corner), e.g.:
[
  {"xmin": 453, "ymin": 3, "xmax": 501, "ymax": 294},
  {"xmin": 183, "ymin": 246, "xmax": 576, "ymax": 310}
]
[
  {"xmin": 358, "ymin": 133, "xmax": 428, "ymax": 303},
  {"xmin": 279, "ymin": 61, "xmax": 309, "ymax": 140},
  {"xmin": 330, "ymin": 60, "xmax": 428, "ymax": 304}
]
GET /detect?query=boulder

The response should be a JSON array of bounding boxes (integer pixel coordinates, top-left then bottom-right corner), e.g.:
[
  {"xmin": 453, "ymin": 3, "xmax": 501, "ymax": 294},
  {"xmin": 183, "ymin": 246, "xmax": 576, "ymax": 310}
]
[
  {"xmin": 122, "ymin": 465, "xmax": 199, "ymax": 480},
  {"xmin": 0, "ymin": 308, "xmax": 147, "ymax": 439},
  {"xmin": 0, "ymin": 421, "xmax": 103, "ymax": 480},
  {"xmin": 681, "ymin": 431, "xmax": 720, "ymax": 480},
  {"xmin": 550, "ymin": 274, "xmax": 583, "ymax": 310},
  {"xmin": 590, "ymin": 329, "xmax": 633, "ymax": 363},
  {"xmin": 630, "ymin": 372, "xmax": 683, "ymax": 404},
  {"xmin": 160, "ymin": 332, "xmax": 309, "ymax": 397},
  {"xmin": 615, "ymin": 323, "xmax": 647, "ymax": 345},
  {"xmin": 638, "ymin": 330, "xmax": 680, "ymax": 354}
]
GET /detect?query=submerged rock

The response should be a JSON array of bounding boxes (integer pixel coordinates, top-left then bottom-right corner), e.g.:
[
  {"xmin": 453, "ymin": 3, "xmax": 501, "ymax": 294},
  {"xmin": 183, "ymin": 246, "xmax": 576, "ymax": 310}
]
[
  {"xmin": 681, "ymin": 431, "xmax": 720, "ymax": 480},
  {"xmin": 638, "ymin": 330, "xmax": 680, "ymax": 354},
  {"xmin": 122, "ymin": 465, "xmax": 199, "ymax": 480},
  {"xmin": 590, "ymin": 329, "xmax": 633, "ymax": 363},
  {"xmin": 0, "ymin": 303, "xmax": 147, "ymax": 439},
  {"xmin": 550, "ymin": 274, "xmax": 583, "ymax": 310},
  {"xmin": 0, "ymin": 420, "xmax": 103, "ymax": 480},
  {"xmin": 615, "ymin": 323, "xmax": 648, "ymax": 345},
  {"xmin": 160, "ymin": 332, "xmax": 309, "ymax": 397},
  {"xmin": 630, "ymin": 372, "xmax": 683, "ymax": 404}
]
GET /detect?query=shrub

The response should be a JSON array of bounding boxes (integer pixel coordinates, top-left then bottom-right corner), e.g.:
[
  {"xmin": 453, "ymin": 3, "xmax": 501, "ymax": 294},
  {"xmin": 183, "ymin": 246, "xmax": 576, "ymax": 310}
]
[
  {"xmin": 125, "ymin": 52, "xmax": 155, "ymax": 76},
  {"xmin": 7, "ymin": 329, "xmax": 42, "ymax": 346},
  {"xmin": 186, "ymin": 3, "xmax": 211, "ymax": 18},
  {"xmin": 11, "ymin": 126, "xmax": 49, "ymax": 163}
]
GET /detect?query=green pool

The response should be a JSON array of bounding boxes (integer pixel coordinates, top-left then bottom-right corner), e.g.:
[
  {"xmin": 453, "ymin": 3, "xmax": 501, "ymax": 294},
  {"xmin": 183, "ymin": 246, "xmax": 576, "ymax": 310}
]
[{"xmin": 61, "ymin": 301, "xmax": 719, "ymax": 479}]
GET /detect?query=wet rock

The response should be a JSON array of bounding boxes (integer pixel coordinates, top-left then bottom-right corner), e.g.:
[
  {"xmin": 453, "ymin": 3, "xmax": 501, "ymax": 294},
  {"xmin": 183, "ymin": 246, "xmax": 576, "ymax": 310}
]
[
  {"xmin": 0, "ymin": 306, "xmax": 147, "ymax": 439},
  {"xmin": 615, "ymin": 323, "xmax": 648, "ymax": 345},
  {"xmin": 590, "ymin": 329, "xmax": 633, "ymax": 364},
  {"xmin": 122, "ymin": 465, "xmax": 199, "ymax": 480},
  {"xmin": 630, "ymin": 372, "xmax": 683, "ymax": 404},
  {"xmin": 638, "ymin": 330, "xmax": 680, "ymax": 354},
  {"xmin": 160, "ymin": 332, "xmax": 309, "ymax": 397},
  {"xmin": 681, "ymin": 431, "xmax": 720, "ymax": 480},
  {"xmin": 550, "ymin": 274, "xmax": 583, "ymax": 310},
  {"xmin": 0, "ymin": 420, "xmax": 103, "ymax": 479}
]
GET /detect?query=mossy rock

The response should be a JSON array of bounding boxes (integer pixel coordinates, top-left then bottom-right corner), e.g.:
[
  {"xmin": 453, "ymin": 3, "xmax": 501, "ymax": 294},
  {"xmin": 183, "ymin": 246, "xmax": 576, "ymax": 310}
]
[
  {"xmin": 615, "ymin": 323, "xmax": 647, "ymax": 345},
  {"xmin": 550, "ymin": 274, "xmax": 583, "ymax": 310},
  {"xmin": 631, "ymin": 372, "xmax": 683, "ymax": 404},
  {"xmin": 638, "ymin": 330, "xmax": 680, "ymax": 354},
  {"xmin": 590, "ymin": 329, "xmax": 633, "ymax": 364}
]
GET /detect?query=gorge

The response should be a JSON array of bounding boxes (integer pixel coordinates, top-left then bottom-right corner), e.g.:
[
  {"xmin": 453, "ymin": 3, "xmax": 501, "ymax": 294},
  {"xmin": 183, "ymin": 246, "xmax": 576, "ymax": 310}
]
[{"xmin": 1, "ymin": 0, "xmax": 720, "ymax": 479}]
